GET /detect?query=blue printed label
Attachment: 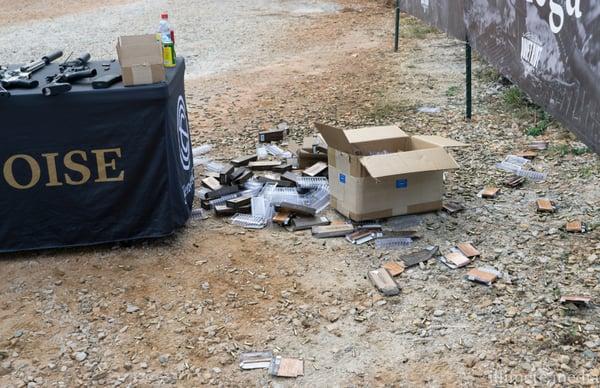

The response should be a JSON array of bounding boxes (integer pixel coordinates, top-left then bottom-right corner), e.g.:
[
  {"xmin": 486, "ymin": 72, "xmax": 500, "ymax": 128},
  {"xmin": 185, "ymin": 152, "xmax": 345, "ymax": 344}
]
[
  {"xmin": 339, "ymin": 173, "xmax": 346, "ymax": 184},
  {"xmin": 396, "ymin": 179, "xmax": 408, "ymax": 189}
]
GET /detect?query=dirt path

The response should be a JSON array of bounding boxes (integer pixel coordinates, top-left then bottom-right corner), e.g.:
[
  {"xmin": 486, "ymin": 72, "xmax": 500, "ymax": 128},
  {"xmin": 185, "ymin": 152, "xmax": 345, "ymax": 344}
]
[{"xmin": 1, "ymin": 0, "xmax": 599, "ymax": 387}]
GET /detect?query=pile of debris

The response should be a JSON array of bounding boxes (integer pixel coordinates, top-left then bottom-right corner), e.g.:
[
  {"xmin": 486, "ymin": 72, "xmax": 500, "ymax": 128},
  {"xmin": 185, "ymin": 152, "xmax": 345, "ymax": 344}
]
[{"xmin": 192, "ymin": 126, "xmax": 332, "ymax": 231}]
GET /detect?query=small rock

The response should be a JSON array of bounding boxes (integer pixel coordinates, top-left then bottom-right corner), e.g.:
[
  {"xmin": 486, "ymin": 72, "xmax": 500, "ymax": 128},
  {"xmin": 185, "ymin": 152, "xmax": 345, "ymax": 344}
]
[
  {"xmin": 159, "ymin": 354, "xmax": 170, "ymax": 365},
  {"xmin": 73, "ymin": 352, "xmax": 87, "ymax": 362},
  {"xmin": 433, "ymin": 310, "xmax": 445, "ymax": 317},
  {"xmin": 126, "ymin": 304, "xmax": 140, "ymax": 313}
]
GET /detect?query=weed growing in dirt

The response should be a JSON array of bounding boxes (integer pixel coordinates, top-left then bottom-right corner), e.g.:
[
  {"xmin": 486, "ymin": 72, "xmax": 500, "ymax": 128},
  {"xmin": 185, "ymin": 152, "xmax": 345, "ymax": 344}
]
[
  {"xmin": 526, "ymin": 111, "xmax": 551, "ymax": 137},
  {"xmin": 405, "ymin": 24, "xmax": 438, "ymax": 39},
  {"xmin": 503, "ymin": 86, "xmax": 528, "ymax": 108},
  {"xmin": 476, "ymin": 65, "xmax": 500, "ymax": 83},
  {"xmin": 368, "ymin": 99, "xmax": 413, "ymax": 122},
  {"xmin": 446, "ymin": 86, "xmax": 459, "ymax": 97},
  {"xmin": 551, "ymin": 144, "xmax": 590, "ymax": 156}
]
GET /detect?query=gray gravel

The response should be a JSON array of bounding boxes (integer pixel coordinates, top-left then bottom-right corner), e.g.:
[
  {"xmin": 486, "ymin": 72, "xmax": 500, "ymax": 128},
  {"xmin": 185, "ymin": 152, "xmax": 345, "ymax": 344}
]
[{"xmin": 0, "ymin": 0, "xmax": 341, "ymax": 77}]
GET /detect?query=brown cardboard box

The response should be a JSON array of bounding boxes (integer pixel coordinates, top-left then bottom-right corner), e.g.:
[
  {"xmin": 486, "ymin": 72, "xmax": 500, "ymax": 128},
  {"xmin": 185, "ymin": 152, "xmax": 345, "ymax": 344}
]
[
  {"xmin": 316, "ymin": 123, "xmax": 465, "ymax": 221},
  {"xmin": 116, "ymin": 35, "xmax": 166, "ymax": 86}
]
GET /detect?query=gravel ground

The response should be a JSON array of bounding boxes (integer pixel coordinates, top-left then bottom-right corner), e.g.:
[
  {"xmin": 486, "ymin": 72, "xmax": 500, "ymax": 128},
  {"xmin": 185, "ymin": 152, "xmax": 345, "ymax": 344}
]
[
  {"xmin": 1, "ymin": 0, "xmax": 600, "ymax": 387},
  {"xmin": 0, "ymin": 0, "xmax": 342, "ymax": 76}
]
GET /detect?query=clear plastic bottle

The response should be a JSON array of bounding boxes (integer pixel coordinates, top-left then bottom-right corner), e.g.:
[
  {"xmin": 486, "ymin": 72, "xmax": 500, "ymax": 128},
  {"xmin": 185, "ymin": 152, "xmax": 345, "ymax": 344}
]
[{"xmin": 158, "ymin": 12, "xmax": 176, "ymax": 67}]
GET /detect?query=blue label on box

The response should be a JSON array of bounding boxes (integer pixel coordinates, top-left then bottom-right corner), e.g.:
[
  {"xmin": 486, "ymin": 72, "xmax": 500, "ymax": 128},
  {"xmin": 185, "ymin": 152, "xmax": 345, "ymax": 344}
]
[
  {"xmin": 339, "ymin": 173, "xmax": 346, "ymax": 184},
  {"xmin": 396, "ymin": 179, "xmax": 408, "ymax": 189}
]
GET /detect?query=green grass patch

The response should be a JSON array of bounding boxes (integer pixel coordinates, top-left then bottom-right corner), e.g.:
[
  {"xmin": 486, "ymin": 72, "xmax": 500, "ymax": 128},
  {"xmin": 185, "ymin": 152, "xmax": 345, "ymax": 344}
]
[{"xmin": 446, "ymin": 86, "xmax": 459, "ymax": 97}]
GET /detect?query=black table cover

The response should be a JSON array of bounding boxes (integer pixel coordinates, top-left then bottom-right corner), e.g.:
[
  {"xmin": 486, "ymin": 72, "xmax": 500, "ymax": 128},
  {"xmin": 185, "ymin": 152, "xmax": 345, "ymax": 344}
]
[{"xmin": 0, "ymin": 59, "xmax": 194, "ymax": 253}]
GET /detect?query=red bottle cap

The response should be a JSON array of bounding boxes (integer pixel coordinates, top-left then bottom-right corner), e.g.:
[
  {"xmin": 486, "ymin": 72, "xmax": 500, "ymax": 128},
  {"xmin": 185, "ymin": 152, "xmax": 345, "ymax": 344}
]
[{"xmin": 161, "ymin": 12, "xmax": 169, "ymax": 19}]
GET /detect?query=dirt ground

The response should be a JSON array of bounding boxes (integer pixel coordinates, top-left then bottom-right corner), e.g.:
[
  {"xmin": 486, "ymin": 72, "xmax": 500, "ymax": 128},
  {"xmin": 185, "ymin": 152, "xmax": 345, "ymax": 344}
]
[{"xmin": 1, "ymin": 0, "xmax": 599, "ymax": 387}]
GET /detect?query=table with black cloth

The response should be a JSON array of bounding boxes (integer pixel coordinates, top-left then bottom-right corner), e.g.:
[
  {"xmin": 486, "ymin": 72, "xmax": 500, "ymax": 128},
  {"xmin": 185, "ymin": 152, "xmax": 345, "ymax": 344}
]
[{"xmin": 0, "ymin": 59, "xmax": 194, "ymax": 253}]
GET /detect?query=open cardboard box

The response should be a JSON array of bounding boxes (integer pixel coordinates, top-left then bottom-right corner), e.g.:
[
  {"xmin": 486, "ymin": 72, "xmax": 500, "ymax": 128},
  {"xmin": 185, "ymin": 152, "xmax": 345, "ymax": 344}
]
[
  {"xmin": 315, "ymin": 123, "xmax": 466, "ymax": 221},
  {"xmin": 116, "ymin": 34, "xmax": 166, "ymax": 86}
]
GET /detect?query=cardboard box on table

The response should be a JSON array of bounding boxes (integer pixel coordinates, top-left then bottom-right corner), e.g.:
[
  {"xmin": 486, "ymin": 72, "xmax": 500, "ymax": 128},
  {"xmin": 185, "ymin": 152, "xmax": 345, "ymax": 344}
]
[
  {"xmin": 315, "ymin": 123, "xmax": 465, "ymax": 221},
  {"xmin": 116, "ymin": 35, "xmax": 166, "ymax": 86}
]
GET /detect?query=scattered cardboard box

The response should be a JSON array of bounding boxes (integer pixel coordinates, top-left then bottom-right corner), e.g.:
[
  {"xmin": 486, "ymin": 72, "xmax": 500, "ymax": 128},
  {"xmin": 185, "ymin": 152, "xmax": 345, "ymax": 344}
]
[
  {"xmin": 248, "ymin": 160, "xmax": 282, "ymax": 171},
  {"xmin": 465, "ymin": 268, "xmax": 499, "ymax": 286},
  {"xmin": 303, "ymin": 162, "xmax": 328, "ymax": 177},
  {"xmin": 116, "ymin": 35, "xmax": 166, "ymax": 86},
  {"xmin": 316, "ymin": 123, "xmax": 465, "ymax": 221},
  {"xmin": 480, "ymin": 187, "xmax": 500, "ymax": 199},
  {"xmin": 269, "ymin": 356, "xmax": 304, "ymax": 378},
  {"xmin": 536, "ymin": 198, "xmax": 556, "ymax": 213},
  {"xmin": 383, "ymin": 262, "xmax": 405, "ymax": 277},
  {"xmin": 259, "ymin": 129, "xmax": 285, "ymax": 143},
  {"xmin": 504, "ymin": 175, "xmax": 525, "ymax": 188},
  {"xmin": 440, "ymin": 251, "xmax": 471, "ymax": 269},
  {"xmin": 201, "ymin": 177, "xmax": 222, "ymax": 191},
  {"xmin": 516, "ymin": 150, "xmax": 537, "ymax": 159},
  {"xmin": 312, "ymin": 224, "xmax": 354, "ymax": 238},
  {"xmin": 277, "ymin": 202, "xmax": 316, "ymax": 217},
  {"xmin": 368, "ymin": 268, "xmax": 400, "ymax": 296},
  {"xmin": 566, "ymin": 220, "xmax": 585, "ymax": 233},
  {"xmin": 442, "ymin": 201, "xmax": 465, "ymax": 215},
  {"xmin": 457, "ymin": 243, "xmax": 480, "ymax": 258},
  {"xmin": 287, "ymin": 216, "xmax": 330, "ymax": 231},
  {"xmin": 346, "ymin": 229, "xmax": 382, "ymax": 245},
  {"xmin": 231, "ymin": 154, "xmax": 258, "ymax": 167},
  {"xmin": 559, "ymin": 295, "xmax": 592, "ymax": 308},
  {"xmin": 528, "ymin": 141, "xmax": 549, "ymax": 150}
]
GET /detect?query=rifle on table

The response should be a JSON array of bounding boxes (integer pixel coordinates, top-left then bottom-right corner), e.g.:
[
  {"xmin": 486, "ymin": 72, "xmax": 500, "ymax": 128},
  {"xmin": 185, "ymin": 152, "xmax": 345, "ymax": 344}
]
[
  {"xmin": 0, "ymin": 51, "xmax": 63, "ymax": 98},
  {"xmin": 42, "ymin": 53, "xmax": 97, "ymax": 97}
]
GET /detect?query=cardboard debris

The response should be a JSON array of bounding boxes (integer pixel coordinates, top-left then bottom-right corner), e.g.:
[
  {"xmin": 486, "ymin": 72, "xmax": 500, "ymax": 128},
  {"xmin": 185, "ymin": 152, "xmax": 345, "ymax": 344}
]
[
  {"xmin": 465, "ymin": 268, "xmax": 498, "ymax": 286},
  {"xmin": 214, "ymin": 204, "xmax": 237, "ymax": 217},
  {"xmin": 259, "ymin": 129, "xmax": 285, "ymax": 143},
  {"xmin": 302, "ymin": 161, "xmax": 328, "ymax": 177},
  {"xmin": 226, "ymin": 195, "xmax": 252, "ymax": 210},
  {"xmin": 528, "ymin": 141, "xmax": 549, "ymax": 150},
  {"xmin": 316, "ymin": 123, "xmax": 465, "ymax": 222},
  {"xmin": 442, "ymin": 201, "xmax": 465, "ymax": 214},
  {"xmin": 312, "ymin": 224, "xmax": 354, "ymax": 238},
  {"xmin": 240, "ymin": 351, "xmax": 273, "ymax": 370},
  {"xmin": 345, "ymin": 229, "xmax": 382, "ymax": 245},
  {"xmin": 276, "ymin": 202, "xmax": 316, "ymax": 217},
  {"xmin": 383, "ymin": 261, "xmax": 405, "ymax": 277},
  {"xmin": 269, "ymin": 356, "xmax": 304, "ymax": 378},
  {"xmin": 248, "ymin": 160, "xmax": 282, "ymax": 171},
  {"xmin": 368, "ymin": 268, "xmax": 400, "ymax": 296},
  {"xmin": 504, "ymin": 175, "xmax": 525, "ymax": 188},
  {"xmin": 231, "ymin": 154, "xmax": 258, "ymax": 167},
  {"xmin": 205, "ymin": 185, "xmax": 240, "ymax": 200},
  {"xmin": 566, "ymin": 220, "xmax": 585, "ymax": 233},
  {"xmin": 480, "ymin": 187, "xmax": 500, "ymax": 199},
  {"xmin": 201, "ymin": 177, "xmax": 222, "ymax": 191},
  {"xmin": 287, "ymin": 216, "xmax": 330, "ymax": 231},
  {"xmin": 399, "ymin": 246, "xmax": 439, "ymax": 268},
  {"xmin": 516, "ymin": 150, "xmax": 537, "ymax": 159},
  {"xmin": 272, "ymin": 211, "xmax": 292, "ymax": 226},
  {"xmin": 536, "ymin": 198, "xmax": 555, "ymax": 213},
  {"xmin": 559, "ymin": 295, "xmax": 592, "ymax": 308},
  {"xmin": 457, "ymin": 243, "xmax": 480, "ymax": 258},
  {"xmin": 273, "ymin": 162, "xmax": 294, "ymax": 173},
  {"xmin": 440, "ymin": 251, "xmax": 471, "ymax": 269}
]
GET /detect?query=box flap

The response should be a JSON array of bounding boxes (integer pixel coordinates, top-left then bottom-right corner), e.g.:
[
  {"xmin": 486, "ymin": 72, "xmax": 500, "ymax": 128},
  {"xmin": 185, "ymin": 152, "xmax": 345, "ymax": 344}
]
[
  {"xmin": 315, "ymin": 123, "xmax": 354, "ymax": 154},
  {"xmin": 360, "ymin": 148, "xmax": 459, "ymax": 178},
  {"xmin": 344, "ymin": 125, "xmax": 408, "ymax": 144},
  {"xmin": 411, "ymin": 135, "xmax": 467, "ymax": 148},
  {"xmin": 117, "ymin": 35, "xmax": 163, "ymax": 67}
]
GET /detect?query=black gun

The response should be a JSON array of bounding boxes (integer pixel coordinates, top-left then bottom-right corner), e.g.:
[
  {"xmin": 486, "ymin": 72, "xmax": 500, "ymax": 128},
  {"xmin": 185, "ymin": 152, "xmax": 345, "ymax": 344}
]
[
  {"xmin": 42, "ymin": 53, "xmax": 96, "ymax": 97},
  {"xmin": 0, "ymin": 51, "xmax": 63, "ymax": 97}
]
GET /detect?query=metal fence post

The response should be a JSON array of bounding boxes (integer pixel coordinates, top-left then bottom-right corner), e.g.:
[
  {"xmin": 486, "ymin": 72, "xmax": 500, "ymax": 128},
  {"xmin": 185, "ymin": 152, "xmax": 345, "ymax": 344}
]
[
  {"xmin": 394, "ymin": 0, "xmax": 400, "ymax": 52},
  {"xmin": 465, "ymin": 39, "xmax": 472, "ymax": 120}
]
